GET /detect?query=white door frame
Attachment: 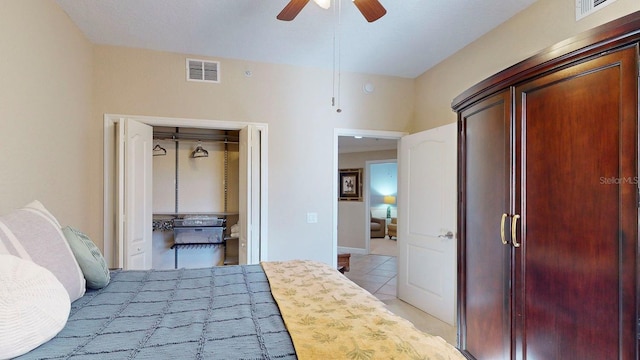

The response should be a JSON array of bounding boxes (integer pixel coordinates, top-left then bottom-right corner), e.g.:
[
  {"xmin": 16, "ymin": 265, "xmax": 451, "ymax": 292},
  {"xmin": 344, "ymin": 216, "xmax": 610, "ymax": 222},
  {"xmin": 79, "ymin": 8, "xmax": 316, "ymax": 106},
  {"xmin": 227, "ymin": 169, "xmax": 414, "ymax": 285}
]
[
  {"xmin": 333, "ymin": 128, "xmax": 406, "ymax": 266},
  {"xmin": 238, "ymin": 125, "xmax": 261, "ymax": 265},
  {"xmin": 103, "ymin": 114, "xmax": 269, "ymax": 268}
]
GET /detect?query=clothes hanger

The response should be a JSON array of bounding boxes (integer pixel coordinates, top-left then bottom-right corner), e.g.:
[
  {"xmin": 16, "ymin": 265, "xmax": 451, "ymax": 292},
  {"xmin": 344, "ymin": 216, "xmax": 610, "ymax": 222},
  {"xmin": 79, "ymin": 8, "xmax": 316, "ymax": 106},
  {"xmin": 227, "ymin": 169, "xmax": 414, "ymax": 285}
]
[
  {"xmin": 152, "ymin": 142, "xmax": 167, "ymax": 156},
  {"xmin": 191, "ymin": 141, "xmax": 209, "ymax": 158}
]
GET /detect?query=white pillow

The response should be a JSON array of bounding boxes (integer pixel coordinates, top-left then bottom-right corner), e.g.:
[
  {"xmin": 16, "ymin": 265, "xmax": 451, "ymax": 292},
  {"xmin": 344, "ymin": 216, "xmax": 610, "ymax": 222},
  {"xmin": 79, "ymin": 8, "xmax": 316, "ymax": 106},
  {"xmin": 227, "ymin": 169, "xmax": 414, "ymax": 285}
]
[
  {"xmin": 23, "ymin": 200, "xmax": 62, "ymax": 228},
  {"xmin": 0, "ymin": 201, "xmax": 85, "ymax": 301},
  {"xmin": 0, "ymin": 255, "xmax": 70, "ymax": 359}
]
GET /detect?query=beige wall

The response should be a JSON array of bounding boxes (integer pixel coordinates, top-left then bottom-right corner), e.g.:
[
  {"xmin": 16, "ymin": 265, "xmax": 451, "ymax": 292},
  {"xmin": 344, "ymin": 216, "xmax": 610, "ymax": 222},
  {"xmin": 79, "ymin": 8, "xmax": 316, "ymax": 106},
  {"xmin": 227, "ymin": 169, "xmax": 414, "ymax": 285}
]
[
  {"xmin": 93, "ymin": 46, "xmax": 414, "ymax": 263},
  {"xmin": 4, "ymin": 0, "xmax": 639, "ymax": 265},
  {"xmin": 152, "ymin": 140, "xmax": 239, "ymax": 214},
  {"xmin": 412, "ymin": 0, "xmax": 640, "ymax": 131},
  {"xmin": 0, "ymin": 1, "xmax": 99, "ymax": 237},
  {"xmin": 0, "ymin": 0, "xmax": 412, "ymax": 265},
  {"xmin": 338, "ymin": 149, "xmax": 397, "ymax": 251}
]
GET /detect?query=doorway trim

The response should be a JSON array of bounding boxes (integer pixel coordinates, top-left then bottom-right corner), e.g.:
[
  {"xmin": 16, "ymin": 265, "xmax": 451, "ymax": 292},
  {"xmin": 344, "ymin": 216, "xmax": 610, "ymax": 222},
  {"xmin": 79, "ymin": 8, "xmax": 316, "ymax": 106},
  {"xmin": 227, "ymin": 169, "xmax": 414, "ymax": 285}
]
[
  {"xmin": 103, "ymin": 114, "xmax": 269, "ymax": 268},
  {"xmin": 333, "ymin": 128, "xmax": 406, "ymax": 265}
]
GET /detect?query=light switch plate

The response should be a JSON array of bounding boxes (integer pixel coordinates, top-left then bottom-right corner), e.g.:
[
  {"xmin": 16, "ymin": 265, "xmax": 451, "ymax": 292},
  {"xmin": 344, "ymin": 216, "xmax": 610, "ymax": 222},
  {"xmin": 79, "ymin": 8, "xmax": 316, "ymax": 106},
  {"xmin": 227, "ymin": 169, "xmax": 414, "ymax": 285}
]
[{"xmin": 306, "ymin": 212, "xmax": 318, "ymax": 223}]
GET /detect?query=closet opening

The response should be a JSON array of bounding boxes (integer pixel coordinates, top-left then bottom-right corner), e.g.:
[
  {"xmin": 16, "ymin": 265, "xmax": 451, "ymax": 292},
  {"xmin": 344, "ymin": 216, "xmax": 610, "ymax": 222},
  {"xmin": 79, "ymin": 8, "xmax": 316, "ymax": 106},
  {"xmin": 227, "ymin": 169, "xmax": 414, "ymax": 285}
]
[
  {"xmin": 103, "ymin": 115, "xmax": 267, "ymax": 271},
  {"xmin": 151, "ymin": 127, "xmax": 241, "ymax": 269}
]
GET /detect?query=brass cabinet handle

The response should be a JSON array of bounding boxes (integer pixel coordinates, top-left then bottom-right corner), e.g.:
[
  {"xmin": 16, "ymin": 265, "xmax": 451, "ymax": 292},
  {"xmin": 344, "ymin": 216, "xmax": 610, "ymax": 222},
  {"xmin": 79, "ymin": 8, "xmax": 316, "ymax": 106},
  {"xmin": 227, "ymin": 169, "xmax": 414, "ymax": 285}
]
[
  {"xmin": 500, "ymin": 213, "xmax": 508, "ymax": 245},
  {"xmin": 511, "ymin": 214, "xmax": 521, "ymax": 248}
]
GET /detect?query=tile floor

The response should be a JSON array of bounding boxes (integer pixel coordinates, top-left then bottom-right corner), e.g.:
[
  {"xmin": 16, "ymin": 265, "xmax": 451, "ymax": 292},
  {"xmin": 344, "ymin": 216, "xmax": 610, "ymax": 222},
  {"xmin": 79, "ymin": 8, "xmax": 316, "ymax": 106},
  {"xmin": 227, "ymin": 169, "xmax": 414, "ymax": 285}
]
[{"xmin": 344, "ymin": 253, "xmax": 457, "ymax": 345}]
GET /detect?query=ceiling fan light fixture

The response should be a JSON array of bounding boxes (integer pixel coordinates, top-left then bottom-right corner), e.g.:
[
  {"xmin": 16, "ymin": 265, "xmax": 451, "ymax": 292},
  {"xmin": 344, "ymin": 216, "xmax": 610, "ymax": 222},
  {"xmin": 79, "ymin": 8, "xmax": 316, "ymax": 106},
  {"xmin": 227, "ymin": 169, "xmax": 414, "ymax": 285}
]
[
  {"xmin": 278, "ymin": 0, "xmax": 385, "ymax": 22},
  {"xmin": 313, "ymin": 0, "xmax": 331, "ymax": 9}
]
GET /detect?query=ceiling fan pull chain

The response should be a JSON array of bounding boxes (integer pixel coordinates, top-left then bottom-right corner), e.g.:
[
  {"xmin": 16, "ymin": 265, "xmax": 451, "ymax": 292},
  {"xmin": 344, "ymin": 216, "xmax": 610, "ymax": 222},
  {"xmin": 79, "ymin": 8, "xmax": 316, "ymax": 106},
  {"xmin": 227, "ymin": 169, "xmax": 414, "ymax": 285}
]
[{"xmin": 333, "ymin": 0, "xmax": 342, "ymax": 113}]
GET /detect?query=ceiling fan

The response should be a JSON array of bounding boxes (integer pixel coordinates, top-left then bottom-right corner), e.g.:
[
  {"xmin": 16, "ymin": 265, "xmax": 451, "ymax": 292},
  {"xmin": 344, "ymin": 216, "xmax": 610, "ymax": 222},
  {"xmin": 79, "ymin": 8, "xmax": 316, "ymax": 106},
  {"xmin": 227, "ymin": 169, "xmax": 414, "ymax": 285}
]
[{"xmin": 277, "ymin": 0, "xmax": 387, "ymax": 23}]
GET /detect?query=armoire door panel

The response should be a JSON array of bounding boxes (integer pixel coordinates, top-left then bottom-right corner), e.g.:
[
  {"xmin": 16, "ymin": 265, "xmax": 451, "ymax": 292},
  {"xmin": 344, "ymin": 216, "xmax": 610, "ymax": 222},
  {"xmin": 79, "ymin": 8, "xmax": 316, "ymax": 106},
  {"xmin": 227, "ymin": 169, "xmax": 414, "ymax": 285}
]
[
  {"xmin": 514, "ymin": 46, "xmax": 638, "ymax": 360},
  {"xmin": 459, "ymin": 91, "xmax": 512, "ymax": 360}
]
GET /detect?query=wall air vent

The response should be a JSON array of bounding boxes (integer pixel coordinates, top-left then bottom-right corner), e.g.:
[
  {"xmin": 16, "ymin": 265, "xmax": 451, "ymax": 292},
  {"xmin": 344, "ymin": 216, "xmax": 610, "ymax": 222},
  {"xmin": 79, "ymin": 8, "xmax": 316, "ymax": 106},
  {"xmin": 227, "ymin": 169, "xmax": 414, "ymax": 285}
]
[
  {"xmin": 576, "ymin": 0, "xmax": 618, "ymax": 20},
  {"xmin": 186, "ymin": 58, "xmax": 220, "ymax": 83}
]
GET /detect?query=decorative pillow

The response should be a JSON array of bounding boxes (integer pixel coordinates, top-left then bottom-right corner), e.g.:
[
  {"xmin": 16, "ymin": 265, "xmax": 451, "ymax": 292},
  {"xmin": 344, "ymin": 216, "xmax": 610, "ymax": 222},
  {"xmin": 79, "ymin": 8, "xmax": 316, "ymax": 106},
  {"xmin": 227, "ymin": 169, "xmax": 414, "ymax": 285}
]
[
  {"xmin": 23, "ymin": 200, "xmax": 62, "ymax": 227},
  {"xmin": 62, "ymin": 226, "xmax": 110, "ymax": 289},
  {"xmin": 0, "ymin": 201, "xmax": 85, "ymax": 301},
  {"xmin": 0, "ymin": 255, "xmax": 70, "ymax": 359}
]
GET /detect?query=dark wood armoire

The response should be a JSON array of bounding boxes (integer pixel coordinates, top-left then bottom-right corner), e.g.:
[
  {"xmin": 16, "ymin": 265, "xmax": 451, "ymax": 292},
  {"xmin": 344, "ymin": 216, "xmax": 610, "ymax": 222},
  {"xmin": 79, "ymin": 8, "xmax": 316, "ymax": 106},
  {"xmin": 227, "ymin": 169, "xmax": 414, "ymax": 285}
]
[{"xmin": 454, "ymin": 12, "xmax": 640, "ymax": 360}]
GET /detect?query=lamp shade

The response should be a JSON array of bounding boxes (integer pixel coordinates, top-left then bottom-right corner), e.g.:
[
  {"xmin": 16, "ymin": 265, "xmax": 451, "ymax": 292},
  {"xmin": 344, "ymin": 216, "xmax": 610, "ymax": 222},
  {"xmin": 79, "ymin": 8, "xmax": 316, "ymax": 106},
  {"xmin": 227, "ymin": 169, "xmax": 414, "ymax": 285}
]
[{"xmin": 383, "ymin": 195, "xmax": 396, "ymax": 205}]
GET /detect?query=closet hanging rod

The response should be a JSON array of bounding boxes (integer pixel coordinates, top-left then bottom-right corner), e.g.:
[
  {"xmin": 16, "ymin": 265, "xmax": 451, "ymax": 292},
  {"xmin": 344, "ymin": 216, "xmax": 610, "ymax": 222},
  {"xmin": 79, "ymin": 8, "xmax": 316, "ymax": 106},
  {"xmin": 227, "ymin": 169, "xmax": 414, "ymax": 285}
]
[
  {"xmin": 154, "ymin": 138, "xmax": 240, "ymax": 145},
  {"xmin": 153, "ymin": 131, "xmax": 239, "ymax": 144}
]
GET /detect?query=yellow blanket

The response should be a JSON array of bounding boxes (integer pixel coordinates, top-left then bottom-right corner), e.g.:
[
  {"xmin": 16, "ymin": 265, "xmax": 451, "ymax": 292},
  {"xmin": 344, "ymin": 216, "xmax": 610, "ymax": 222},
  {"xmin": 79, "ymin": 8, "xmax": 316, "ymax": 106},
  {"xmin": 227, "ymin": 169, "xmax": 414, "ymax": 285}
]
[{"xmin": 261, "ymin": 260, "xmax": 465, "ymax": 360}]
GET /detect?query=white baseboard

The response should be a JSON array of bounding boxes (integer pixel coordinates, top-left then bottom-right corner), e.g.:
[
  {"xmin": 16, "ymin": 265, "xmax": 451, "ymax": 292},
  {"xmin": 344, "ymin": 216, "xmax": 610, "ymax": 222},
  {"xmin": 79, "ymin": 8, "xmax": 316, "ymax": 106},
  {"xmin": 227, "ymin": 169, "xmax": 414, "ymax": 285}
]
[{"xmin": 338, "ymin": 246, "xmax": 367, "ymax": 255}]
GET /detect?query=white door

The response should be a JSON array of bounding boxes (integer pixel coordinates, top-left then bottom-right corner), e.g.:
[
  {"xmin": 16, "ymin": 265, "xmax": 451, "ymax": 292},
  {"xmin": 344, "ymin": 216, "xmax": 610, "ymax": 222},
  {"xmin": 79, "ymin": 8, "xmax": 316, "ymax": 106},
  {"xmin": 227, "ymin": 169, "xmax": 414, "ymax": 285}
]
[
  {"xmin": 398, "ymin": 122, "xmax": 457, "ymax": 325},
  {"xmin": 238, "ymin": 125, "xmax": 261, "ymax": 265},
  {"xmin": 118, "ymin": 118, "xmax": 153, "ymax": 270}
]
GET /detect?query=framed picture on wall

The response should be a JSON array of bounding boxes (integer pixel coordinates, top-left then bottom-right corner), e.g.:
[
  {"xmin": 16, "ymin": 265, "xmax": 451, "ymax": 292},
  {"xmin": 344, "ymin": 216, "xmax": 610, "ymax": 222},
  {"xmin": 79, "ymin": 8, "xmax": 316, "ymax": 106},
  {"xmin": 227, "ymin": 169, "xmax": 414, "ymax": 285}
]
[{"xmin": 339, "ymin": 168, "xmax": 363, "ymax": 201}]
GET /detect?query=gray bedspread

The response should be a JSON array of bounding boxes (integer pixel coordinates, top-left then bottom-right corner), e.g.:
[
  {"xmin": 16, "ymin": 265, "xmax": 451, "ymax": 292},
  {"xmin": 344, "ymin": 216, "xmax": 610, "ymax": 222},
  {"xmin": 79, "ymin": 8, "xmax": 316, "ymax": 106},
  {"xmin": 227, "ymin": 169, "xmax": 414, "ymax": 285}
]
[{"xmin": 17, "ymin": 265, "xmax": 297, "ymax": 359}]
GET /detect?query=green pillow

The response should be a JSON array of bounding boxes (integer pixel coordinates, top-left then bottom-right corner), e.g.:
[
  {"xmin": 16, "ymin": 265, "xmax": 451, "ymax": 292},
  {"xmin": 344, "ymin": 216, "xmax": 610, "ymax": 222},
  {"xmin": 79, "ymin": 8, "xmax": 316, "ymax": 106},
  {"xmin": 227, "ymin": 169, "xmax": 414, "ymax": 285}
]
[{"xmin": 62, "ymin": 226, "xmax": 110, "ymax": 289}]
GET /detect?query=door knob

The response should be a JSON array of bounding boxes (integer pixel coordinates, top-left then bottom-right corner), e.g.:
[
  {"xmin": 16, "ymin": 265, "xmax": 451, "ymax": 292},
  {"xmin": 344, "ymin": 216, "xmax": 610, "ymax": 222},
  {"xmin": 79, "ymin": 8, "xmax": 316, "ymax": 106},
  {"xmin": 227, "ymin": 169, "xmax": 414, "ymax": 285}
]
[{"xmin": 438, "ymin": 231, "xmax": 454, "ymax": 239}]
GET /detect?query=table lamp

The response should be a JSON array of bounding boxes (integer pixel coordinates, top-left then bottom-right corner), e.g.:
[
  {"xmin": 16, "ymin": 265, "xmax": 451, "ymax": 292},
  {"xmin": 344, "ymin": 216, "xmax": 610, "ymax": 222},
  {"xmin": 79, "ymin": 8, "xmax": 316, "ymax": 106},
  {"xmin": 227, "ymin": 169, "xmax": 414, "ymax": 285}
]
[{"xmin": 383, "ymin": 195, "xmax": 396, "ymax": 219}]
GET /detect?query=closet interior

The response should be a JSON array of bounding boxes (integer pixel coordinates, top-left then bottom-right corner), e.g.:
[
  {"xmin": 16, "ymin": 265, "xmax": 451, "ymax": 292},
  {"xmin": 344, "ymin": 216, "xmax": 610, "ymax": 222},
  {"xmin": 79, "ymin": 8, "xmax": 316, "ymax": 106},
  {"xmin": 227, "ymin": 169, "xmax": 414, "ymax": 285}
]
[{"xmin": 151, "ymin": 126, "xmax": 240, "ymax": 269}]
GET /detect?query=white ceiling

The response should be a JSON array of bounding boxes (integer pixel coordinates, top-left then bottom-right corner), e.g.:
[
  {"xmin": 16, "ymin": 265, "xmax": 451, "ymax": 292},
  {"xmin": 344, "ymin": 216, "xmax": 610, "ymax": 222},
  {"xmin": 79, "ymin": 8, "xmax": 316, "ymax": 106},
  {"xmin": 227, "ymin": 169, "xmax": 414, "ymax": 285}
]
[
  {"xmin": 339, "ymin": 136, "xmax": 397, "ymax": 154},
  {"xmin": 55, "ymin": 0, "xmax": 536, "ymax": 79}
]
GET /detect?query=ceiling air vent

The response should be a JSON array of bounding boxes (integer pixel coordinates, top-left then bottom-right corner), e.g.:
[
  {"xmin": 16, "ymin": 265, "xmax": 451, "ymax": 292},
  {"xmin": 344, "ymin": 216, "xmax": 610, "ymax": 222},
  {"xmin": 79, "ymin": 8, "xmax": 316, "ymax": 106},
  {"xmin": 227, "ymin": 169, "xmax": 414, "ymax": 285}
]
[
  {"xmin": 576, "ymin": 0, "xmax": 618, "ymax": 20},
  {"xmin": 186, "ymin": 58, "xmax": 220, "ymax": 83}
]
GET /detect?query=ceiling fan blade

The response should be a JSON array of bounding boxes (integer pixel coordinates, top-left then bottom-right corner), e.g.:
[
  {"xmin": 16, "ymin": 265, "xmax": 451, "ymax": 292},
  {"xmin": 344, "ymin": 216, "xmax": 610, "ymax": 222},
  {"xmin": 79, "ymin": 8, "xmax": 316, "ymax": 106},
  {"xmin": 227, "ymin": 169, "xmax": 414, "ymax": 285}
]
[
  {"xmin": 277, "ymin": 0, "xmax": 310, "ymax": 21},
  {"xmin": 352, "ymin": 0, "xmax": 387, "ymax": 22}
]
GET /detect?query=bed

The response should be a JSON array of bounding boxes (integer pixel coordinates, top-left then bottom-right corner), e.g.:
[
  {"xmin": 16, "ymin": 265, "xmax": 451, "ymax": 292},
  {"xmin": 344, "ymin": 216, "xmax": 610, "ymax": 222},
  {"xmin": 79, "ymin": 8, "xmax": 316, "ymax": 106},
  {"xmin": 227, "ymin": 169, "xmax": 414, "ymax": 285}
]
[
  {"xmin": 0, "ymin": 202, "xmax": 464, "ymax": 359},
  {"xmin": 15, "ymin": 264, "xmax": 295, "ymax": 359}
]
